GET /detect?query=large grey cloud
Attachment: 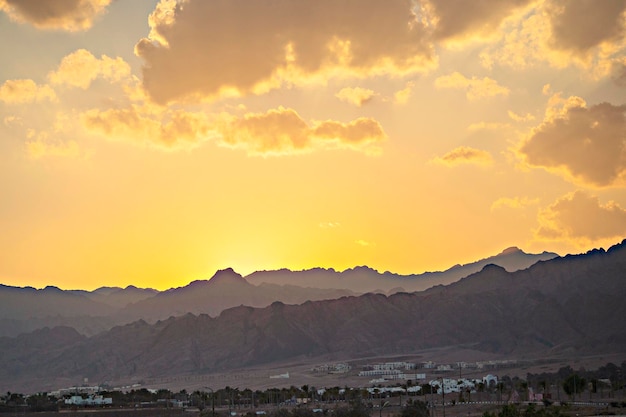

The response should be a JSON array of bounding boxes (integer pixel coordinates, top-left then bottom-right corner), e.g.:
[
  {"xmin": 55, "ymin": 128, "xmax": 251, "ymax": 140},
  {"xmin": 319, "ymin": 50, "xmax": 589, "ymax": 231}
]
[
  {"xmin": 0, "ymin": 0, "xmax": 110, "ymax": 31},
  {"xmin": 520, "ymin": 102, "xmax": 626, "ymax": 187},
  {"xmin": 425, "ymin": 0, "xmax": 533, "ymax": 40},
  {"xmin": 135, "ymin": 0, "xmax": 435, "ymax": 104},
  {"xmin": 548, "ymin": 0, "xmax": 626, "ymax": 55}
]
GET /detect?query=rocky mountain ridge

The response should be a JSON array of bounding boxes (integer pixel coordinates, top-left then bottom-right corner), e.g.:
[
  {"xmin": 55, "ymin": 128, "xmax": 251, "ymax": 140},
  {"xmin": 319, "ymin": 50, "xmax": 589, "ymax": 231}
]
[
  {"xmin": 246, "ymin": 246, "xmax": 558, "ymax": 292},
  {"xmin": 0, "ymin": 247, "xmax": 556, "ymax": 337},
  {"xmin": 0, "ymin": 239, "xmax": 623, "ymax": 393}
]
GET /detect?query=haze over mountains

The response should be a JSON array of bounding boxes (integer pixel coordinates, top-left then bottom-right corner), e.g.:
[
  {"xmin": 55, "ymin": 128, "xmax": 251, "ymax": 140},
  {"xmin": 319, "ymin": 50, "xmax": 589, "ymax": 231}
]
[
  {"xmin": 0, "ymin": 247, "xmax": 555, "ymax": 337},
  {"xmin": 1, "ymin": 241, "xmax": 625, "ymax": 393},
  {"xmin": 247, "ymin": 246, "xmax": 558, "ymax": 292}
]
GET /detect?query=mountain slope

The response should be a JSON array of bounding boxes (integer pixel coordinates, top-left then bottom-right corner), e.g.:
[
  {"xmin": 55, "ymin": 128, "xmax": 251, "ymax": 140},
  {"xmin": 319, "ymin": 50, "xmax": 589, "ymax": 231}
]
[
  {"xmin": 1, "ymin": 240, "xmax": 624, "ymax": 392},
  {"xmin": 0, "ymin": 247, "xmax": 556, "ymax": 338}
]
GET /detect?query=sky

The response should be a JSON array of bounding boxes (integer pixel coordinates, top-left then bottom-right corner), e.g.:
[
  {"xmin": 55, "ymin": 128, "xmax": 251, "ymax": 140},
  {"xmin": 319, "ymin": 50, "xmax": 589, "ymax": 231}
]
[{"xmin": 0, "ymin": 0, "xmax": 625, "ymax": 291}]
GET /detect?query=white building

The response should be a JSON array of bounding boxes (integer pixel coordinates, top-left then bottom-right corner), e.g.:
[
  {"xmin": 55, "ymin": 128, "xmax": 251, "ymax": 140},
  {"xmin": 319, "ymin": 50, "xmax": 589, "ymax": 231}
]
[{"xmin": 64, "ymin": 395, "xmax": 112, "ymax": 406}]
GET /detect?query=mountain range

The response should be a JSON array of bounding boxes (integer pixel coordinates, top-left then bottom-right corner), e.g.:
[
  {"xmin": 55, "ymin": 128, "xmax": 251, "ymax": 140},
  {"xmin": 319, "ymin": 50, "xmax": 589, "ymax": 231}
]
[
  {"xmin": 0, "ymin": 246, "xmax": 556, "ymax": 337},
  {"xmin": 0, "ymin": 240, "xmax": 624, "ymax": 393}
]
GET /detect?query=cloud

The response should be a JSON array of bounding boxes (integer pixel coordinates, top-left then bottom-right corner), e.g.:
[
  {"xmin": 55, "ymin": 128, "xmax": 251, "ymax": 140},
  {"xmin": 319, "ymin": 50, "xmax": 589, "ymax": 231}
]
[
  {"xmin": 135, "ymin": 0, "xmax": 435, "ymax": 104},
  {"xmin": 434, "ymin": 72, "xmax": 509, "ymax": 100},
  {"xmin": 0, "ymin": 0, "xmax": 111, "ymax": 32},
  {"xmin": 423, "ymin": 0, "xmax": 534, "ymax": 42},
  {"xmin": 491, "ymin": 196, "xmax": 539, "ymax": 211},
  {"xmin": 335, "ymin": 87, "xmax": 376, "ymax": 107},
  {"xmin": 48, "ymin": 49, "xmax": 131, "ymax": 89},
  {"xmin": 432, "ymin": 146, "xmax": 494, "ymax": 167},
  {"xmin": 355, "ymin": 239, "xmax": 375, "ymax": 247},
  {"xmin": 82, "ymin": 105, "xmax": 214, "ymax": 150},
  {"xmin": 20, "ymin": 112, "xmax": 86, "ymax": 159},
  {"xmin": 3, "ymin": 115, "xmax": 21, "ymax": 126},
  {"xmin": 479, "ymin": 2, "xmax": 626, "ymax": 78},
  {"xmin": 613, "ymin": 58, "xmax": 626, "ymax": 86},
  {"xmin": 547, "ymin": 0, "xmax": 626, "ymax": 57},
  {"xmin": 542, "ymin": 84, "xmax": 552, "ymax": 96},
  {"xmin": 319, "ymin": 222, "xmax": 341, "ymax": 229},
  {"xmin": 0, "ymin": 79, "xmax": 57, "ymax": 104},
  {"xmin": 394, "ymin": 81, "xmax": 415, "ymax": 105},
  {"xmin": 536, "ymin": 190, "xmax": 626, "ymax": 242},
  {"xmin": 82, "ymin": 104, "xmax": 386, "ymax": 155},
  {"xmin": 467, "ymin": 121, "xmax": 511, "ymax": 131},
  {"xmin": 519, "ymin": 99, "xmax": 626, "ymax": 187},
  {"xmin": 508, "ymin": 110, "xmax": 535, "ymax": 122},
  {"xmin": 26, "ymin": 138, "xmax": 81, "ymax": 159},
  {"xmin": 219, "ymin": 107, "xmax": 387, "ymax": 156}
]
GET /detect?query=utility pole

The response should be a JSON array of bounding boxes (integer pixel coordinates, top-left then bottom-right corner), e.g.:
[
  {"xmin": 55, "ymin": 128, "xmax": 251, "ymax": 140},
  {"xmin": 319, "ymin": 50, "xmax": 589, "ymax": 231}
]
[
  {"xmin": 380, "ymin": 400, "xmax": 390, "ymax": 417},
  {"xmin": 441, "ymin": 379, "xmax": 446, "ymax": 417},
  {"xmin": 203, "ymin": 387, "xmax": 214, "ymax": 417}
]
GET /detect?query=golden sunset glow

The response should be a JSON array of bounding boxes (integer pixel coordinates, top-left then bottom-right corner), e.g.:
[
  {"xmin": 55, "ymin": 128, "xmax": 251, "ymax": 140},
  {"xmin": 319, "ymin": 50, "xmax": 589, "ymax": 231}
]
[{"xmin": 1, "ymin": 0, "xmax": 625, "ymax": 291}]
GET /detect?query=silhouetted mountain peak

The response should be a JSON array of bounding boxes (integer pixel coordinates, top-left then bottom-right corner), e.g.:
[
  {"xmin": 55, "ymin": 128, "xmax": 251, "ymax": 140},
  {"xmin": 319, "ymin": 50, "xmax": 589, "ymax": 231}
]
[
  {"xmin": 482, "ymin": 263, "xmax": 507, "ymax": 272},
  {"xmin": 349, "ymin": 265, "xmax": 377, "ymax": 273},
  {"xmin": 608, "ymin": 238, "xmax": 626, "ymax": 252},
  {"xmin": 208, "ymin": 268, "xmax": 247, "ymax": 285},
  {"xmin": 500, "ymin": 246, "xmax": 522, "ymax": 255}
]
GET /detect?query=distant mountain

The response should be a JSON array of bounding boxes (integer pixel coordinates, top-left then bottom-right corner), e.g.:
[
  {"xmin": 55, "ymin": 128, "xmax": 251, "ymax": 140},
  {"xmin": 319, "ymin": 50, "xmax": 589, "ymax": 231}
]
[
  {"xmin": 116, "ymin": 268, "xmax": 357, "ymax": 321},
  {"xmin": 0, "ymin": 247, "xmax": 558, "ymax": 338},
  {"xmin": 0, "ymin": 285, "xmax": 157, "ymax": 338},
  {"xmin": 0, "ymin": 271, "xmax": 354, "ymax": 337},
  {"xmin": 81, "ymin": 285, "xmax": 159, "ymax": 309},
  {"xmin": 0, "ymin": 285, "xmax": 114, "ymax": 320},
  {"xmin": 1, "ymin": 239, "xmax": 623, "ymax": 393},
  {"xmin": 245, "ymin": 247, "xmax": 558, "ymax": 293}
]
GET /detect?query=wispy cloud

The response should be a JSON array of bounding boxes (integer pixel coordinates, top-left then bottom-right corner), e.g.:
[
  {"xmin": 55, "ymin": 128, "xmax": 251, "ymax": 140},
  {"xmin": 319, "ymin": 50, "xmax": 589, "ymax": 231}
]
[
  {"xmin": 432, "ymin": 146, "xmax": 494, "ymax": 167},
  {"xmin": 491, "ymin": 196, "xmax": 539, "ymax": 211},
  {"xmin": 508, "ymin": 110, "xmax": 535, "ymax": 122},
  {"xmin": 335, "ymin": 87, "xmax": 376, "ymax": 107},
  {"xmin": 394, "ymin": 81, "xmax": 415, "ymax": 105},
  {"xmin": 434, "ymin": 72, "xmax": 509, "ymax": 100},
  {"xmin": 319, "ymin": 222, "xmax": 341, "ymax": 229}
]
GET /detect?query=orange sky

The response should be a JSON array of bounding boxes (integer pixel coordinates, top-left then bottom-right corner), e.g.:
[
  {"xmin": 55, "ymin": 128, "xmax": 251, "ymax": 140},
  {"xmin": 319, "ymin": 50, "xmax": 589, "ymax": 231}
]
[{"xmin": 0, "ymin": 0, "xmax": 625, "ymax": 291}]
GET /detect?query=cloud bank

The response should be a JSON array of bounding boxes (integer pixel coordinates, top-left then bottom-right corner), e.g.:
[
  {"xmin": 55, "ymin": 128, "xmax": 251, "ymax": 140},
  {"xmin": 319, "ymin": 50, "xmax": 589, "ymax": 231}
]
[
  {"xmin": 219, "ymin": 107, "xmax": 386, "ymax": 155},
  {"xmin": 135, "ymin": 0, "xmax": 435, "ymax": 104},
  {"xmin": 83, "ymin": 105, "xmax": 386, "ymax": 155}
]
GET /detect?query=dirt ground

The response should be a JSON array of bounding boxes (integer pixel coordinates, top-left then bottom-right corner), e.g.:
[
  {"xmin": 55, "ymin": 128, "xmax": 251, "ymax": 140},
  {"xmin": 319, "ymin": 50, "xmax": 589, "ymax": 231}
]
[{"xmin": 135, "ymin": 347, "xmax": 626, "ymax": 394}]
